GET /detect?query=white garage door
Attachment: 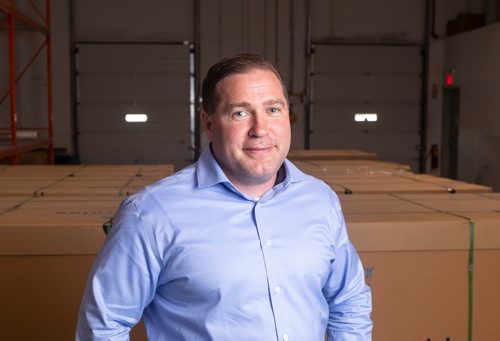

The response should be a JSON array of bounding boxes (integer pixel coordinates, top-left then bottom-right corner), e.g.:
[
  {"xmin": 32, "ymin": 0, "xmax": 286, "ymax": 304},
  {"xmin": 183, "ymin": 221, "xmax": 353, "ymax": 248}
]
[
  {"xmin": 311, "ymin": 44, "xmax": 422, "ymax": 170},
  {"xmin": 76, "ymin": 43, "xmax": 193, "ymax": 169}
]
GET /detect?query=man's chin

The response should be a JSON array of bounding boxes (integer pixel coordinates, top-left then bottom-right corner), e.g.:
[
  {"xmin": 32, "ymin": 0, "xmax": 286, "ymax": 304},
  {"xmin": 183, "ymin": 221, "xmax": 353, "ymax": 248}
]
[{"xmin": 240, "ymin": 168, "xmax": 278, "ymax": 184}]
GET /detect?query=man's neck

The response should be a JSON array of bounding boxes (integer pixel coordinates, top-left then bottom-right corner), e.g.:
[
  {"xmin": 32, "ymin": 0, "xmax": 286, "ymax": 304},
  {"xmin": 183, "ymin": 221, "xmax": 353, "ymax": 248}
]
[
  {"xmin": 231, "ymin": 176, "xmax": 277, "ymax": 199},
  {"xmin": 230, "ymin": 165, "xmax": 286, "ymax": 199}
]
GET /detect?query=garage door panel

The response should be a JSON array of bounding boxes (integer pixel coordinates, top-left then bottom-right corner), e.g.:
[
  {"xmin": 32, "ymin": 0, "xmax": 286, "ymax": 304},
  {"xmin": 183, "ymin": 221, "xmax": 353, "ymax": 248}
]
[
  {"xmin": 312, "ymin": 44, "xmax": 421, "ymax": 169},
  {"xmin": 314, "ymin": 45, "xmax": 421, "ymax": 74},
  {"xmin": 314, "ymin": 74, "xmax": 420, "ymax": 102},
  {"xmin": 311, "ymin": 131, "xmax": 420, "ymax": 167},
  {"xmin": 78, "ymin": 75, "xmax": 188, "ymax": 103},
  {"xmin": 76, "ymin": 43, "xmax": 192, "ymax": 168},
  {"xmin": 77, "ymin": 44, "xmax": 189, "ymax": 74},
  {"xmin": 313, "ymin": 103, "xmax": 419, "ymax": 131},
  {"xmin": 79, "ymin": 132, "xmax": 191, "ymax": 165},
  {"xmin": 78, "ymin": 104, "xmax": 189, "ymax": 133}
]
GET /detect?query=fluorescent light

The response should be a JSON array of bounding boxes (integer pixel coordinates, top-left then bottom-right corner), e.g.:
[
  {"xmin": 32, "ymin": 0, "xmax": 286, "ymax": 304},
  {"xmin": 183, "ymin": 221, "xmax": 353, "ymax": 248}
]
[
  {"xmin": 125, "ymin": 113, "xmax": 148, "ymax": 123},
  {"xmin": 354, "ymin": 113, "xmax": 378, "ymax": 122}
]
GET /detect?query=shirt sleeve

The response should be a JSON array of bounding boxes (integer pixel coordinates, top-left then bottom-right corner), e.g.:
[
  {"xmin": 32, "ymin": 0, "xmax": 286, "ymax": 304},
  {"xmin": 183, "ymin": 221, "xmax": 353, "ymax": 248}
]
[
  {"xmin": 76, "ymin": 199, "xmax": 163, "ymax": 340},
  {"xmin": 323, "ymin": 195, "xmax": 373, "ymax": 341}
]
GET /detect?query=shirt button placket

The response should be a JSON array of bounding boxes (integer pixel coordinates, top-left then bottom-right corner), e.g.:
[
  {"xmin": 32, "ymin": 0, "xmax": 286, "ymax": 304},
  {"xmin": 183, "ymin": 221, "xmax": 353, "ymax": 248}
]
[{"xmin": 283, "ymin": 333, "xmax": 289, "ymax": 341}]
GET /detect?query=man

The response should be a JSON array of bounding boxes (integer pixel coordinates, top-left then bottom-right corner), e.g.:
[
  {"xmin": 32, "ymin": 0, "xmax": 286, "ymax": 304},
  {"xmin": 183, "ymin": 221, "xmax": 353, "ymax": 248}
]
[{"xmin": 77, "ymin": 54, "xmax": 372, "ymax": 340}]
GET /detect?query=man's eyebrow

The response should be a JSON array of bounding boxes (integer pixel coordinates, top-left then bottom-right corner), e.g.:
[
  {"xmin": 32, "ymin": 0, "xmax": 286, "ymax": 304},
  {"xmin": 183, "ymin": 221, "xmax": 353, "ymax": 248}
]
[
  {"xmin": 226, "ymin": 102, "xmax": 252, "ymax": 110},
  {"xmin": 225, "ymin": 99, "xmax": 285, "ymax": 110},
  {"xmin": 263, "ymin": 99, "xmax": 286, "ymax": 106}
]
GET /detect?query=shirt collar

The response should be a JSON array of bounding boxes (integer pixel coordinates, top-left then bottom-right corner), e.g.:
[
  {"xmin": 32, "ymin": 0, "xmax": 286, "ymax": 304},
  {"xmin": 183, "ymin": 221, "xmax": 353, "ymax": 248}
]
[
  {"xmin": 196, "ymin": 145, "xmax": 307, "ymax": 192},
  {"xmin": 196, "ymin": 145, "xmax": 232, "ymax": 189}
]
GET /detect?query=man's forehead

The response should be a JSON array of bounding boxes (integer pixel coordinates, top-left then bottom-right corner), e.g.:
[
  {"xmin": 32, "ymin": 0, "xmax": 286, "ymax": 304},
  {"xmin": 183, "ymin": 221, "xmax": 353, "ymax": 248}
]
[
  {"xmin": 225, "ymin": 98, "xmax": 287, "ymax": 109},
  {"xmin": 216, "ymin": 70, "xmax": 284, "ymax": 94}
]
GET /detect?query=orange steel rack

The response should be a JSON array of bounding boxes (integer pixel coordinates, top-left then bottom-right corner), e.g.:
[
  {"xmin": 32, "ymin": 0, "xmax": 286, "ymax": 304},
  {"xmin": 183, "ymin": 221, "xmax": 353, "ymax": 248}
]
[{"xmin": 0, "ymin": 0, "xmax": 53, "ymax": 164}]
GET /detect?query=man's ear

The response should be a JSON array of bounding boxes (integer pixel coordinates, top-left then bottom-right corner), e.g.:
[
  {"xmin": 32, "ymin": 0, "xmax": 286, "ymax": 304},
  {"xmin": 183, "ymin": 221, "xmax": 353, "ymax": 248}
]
[{"xmin": 201, "ymin": 111, "xmax": 213, "ymax": 140}]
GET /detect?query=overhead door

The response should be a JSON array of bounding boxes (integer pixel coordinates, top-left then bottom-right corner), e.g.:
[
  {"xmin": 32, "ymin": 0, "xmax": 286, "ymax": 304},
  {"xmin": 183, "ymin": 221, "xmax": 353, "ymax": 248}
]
[
  {"xmin": 311, "ymin": 44, "xmax": 422, "ymax": 170},
  {"xmin": 76, "ymin": 43, "xmax": 192, "ymax": 169}
]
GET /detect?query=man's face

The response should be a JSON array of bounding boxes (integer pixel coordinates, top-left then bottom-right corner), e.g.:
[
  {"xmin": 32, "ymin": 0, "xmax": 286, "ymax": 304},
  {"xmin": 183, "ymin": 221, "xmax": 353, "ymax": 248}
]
[{"xmin": 202, "ymin": 68, "xmax": 291, "ymax": 189}]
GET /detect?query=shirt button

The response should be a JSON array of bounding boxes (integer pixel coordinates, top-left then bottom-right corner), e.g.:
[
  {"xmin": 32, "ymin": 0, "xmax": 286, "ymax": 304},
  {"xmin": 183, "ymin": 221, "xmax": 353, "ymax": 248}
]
[
  {"xmin": 283, "ymin": 334, "xmax": 289, "ymax": 341},
  {"xmin": 274, "ymin": 286, "xmax": 281, "ymax": 294},
  {"xmin": 266, "ymin": 240, "xmax": 272, "ymax": 247}
]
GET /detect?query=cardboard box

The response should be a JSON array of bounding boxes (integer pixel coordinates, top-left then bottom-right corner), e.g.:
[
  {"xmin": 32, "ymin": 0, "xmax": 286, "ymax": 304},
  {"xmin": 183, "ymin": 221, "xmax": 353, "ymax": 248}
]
[
  {"xmin": 340, "ymin": 195, "xmax": 500, "ymax": 340},
  {"xmin": 341, "ymin": 198, "xmax": 432, "ymax": 214},
  {"xmin": 398, "ymin": 173, "xmax": 493, "ymax": 193},
  {"xmin": 294, "ymin": 160, "xmax": 492, "ymax": 195},
  {"xmin": 346, "ymin": 212, "xmax": 470, "ymax": 340},
  {"xmin": 288, "ymin": 149, "xmax": 377, "ymax": 161},
  {"xmin": 0, "ymin": 166, "xmax": 174, "ymax": 340},
  {"xmin": 0, "ymin": 165, "xmax": 82, "ymax": 177},
  {"xmin": 0, "ymin": 197, "xmax": 147, "ymax": 340},
  {"xmin": 455, "ymin": 211, "xmax": 500, "ymax": 341},
  {"xmin": 295, "ymin": 159, "xmax": 411, "ymax": 174}
]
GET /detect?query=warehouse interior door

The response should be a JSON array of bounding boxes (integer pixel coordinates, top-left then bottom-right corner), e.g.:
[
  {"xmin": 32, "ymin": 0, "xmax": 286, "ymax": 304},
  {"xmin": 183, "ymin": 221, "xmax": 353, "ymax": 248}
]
[{"xmin": 441, "ymin": 87, "xmax": 460, "ymax": 179}]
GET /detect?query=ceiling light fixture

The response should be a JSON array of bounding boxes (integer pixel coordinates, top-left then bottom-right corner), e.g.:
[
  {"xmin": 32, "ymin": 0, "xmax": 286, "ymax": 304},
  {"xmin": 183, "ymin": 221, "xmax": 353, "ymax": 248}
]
[
  {"xmin": 354, "ymin": 113, "xmax": 378, "ymax": 122},
  {"xmin": 125, "ymin": 113, "xmax": 148, "ymax": 123}
]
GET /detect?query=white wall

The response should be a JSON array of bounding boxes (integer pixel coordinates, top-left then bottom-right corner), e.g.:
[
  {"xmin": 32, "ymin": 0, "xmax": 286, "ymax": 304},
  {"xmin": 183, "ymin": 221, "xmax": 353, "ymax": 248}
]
[{"xmin": 443, "ymin": 23, "xmax": 500, "ymax": 190}]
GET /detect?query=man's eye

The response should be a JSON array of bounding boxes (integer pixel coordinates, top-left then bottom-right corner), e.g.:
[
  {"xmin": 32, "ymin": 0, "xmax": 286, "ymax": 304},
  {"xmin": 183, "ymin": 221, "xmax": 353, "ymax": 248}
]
[
  {"xmin": 269, "ymin": 107, "xmax": 281, "ymax": 114},
  {"xmin": 232, "ymin": 111, "xmax": 248, "ymax": 119}
]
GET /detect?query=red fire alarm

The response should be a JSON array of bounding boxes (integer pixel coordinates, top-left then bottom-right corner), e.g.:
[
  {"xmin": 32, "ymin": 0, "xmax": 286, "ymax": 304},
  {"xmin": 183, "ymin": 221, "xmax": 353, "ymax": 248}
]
[{"xmin": 445, "ymin": 68, "xmax": 456, "ymax": 86}]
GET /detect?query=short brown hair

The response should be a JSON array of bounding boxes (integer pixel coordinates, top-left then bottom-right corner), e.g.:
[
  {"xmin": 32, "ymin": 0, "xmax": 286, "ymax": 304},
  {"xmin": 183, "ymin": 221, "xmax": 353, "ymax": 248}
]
[{"xmin": 201, "ymin": 53, "xmax": 288, "ymax": 115}]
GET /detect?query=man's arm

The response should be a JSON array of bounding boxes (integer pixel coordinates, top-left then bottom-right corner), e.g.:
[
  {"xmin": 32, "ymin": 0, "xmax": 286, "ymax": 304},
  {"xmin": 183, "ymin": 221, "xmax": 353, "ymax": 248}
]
[
  {"xmin": 323, "ymin": 198, "xmax": 372, "ymax": 341},
  {"xmin": 76, "ymin": 199, "xmax": 162, "ymax": 340}
]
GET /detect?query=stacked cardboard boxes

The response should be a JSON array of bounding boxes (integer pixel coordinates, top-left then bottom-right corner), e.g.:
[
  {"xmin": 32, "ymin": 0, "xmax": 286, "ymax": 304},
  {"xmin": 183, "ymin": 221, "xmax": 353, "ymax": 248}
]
[
  {"xmin": 336, "ymin": 193, "xmax": 500, "ymax": 340},
  {"xmin": 1, "ymin": 159, "xmax": 498, "ymax": 340},
  {"xmin": 288, "ymin": 149, "xmax": 378, "ymax": 161},
  {"xmin": 298, "ymin": 156, "xmax": 496, "ymax": 340},
  {"xmin": 0, "ymin": 165, "xmax": 172, "ymax": 341}
]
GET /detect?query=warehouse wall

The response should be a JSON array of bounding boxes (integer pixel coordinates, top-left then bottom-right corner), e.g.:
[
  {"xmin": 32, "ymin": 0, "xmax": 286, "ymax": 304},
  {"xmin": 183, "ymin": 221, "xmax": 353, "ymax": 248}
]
[
  {"xmin": 0, "ymin": 0, "xmax": 50, "ymax": 140},
  {"xmin": 4, "ymin": 0, "xmax": 497, "ymax": 182},
  {"xmin": 199, "ymin": 0, "xmax": 304, "ymax": 149},
  {"xmin": 52, "ymin": 0, "xmax": 72, "ymax": 154},
  {"xmin": 443, "ymin": 23, "xmax": 500, "ymax": 191},
  {"xmin": 426, "ymin": 40, "xmax": 445, "ymax": 175}
]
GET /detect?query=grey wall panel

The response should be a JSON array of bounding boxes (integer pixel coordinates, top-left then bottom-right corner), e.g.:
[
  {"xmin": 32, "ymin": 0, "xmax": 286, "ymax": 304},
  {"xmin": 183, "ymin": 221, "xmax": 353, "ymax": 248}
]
[
  {"xmin": 314, "ymin": 45, "xmax": 421, "ymax": 73},
  {"xmin": 444, "ymin": 24, "xmax": 500, "ymax": 190},
  {"xmin": 311, "ymin": 0, "xmax": 425, "ymax": 42},
  {"xmin": 73, "ymin": 0, "xmax": 193, "ymax": 41}
]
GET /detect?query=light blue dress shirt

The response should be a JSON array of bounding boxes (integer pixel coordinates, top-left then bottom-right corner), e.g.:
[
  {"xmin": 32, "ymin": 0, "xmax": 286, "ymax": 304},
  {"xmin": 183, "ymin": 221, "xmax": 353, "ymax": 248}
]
[{"xmin": 77, "ymin": 147, "xmax": 372, "ymax": 340}]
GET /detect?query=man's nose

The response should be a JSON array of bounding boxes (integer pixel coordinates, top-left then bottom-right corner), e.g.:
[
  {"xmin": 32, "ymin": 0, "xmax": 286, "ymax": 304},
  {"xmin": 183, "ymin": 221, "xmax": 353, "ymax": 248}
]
[{"xmin": 249, "ymin": 113, "xmax": 269, "ymax": 137}]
